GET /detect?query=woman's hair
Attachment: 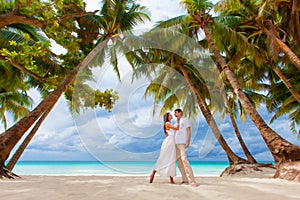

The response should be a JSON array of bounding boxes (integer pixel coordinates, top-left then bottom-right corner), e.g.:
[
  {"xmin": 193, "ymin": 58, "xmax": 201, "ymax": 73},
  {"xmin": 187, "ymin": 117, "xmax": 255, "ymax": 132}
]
[{"xmin": 163, "ymin": 112, "xmax": 170, "ymax": 135}]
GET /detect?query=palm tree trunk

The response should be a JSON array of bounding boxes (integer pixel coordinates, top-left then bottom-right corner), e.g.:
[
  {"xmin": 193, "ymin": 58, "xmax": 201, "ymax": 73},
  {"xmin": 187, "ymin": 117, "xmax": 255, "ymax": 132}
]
[
  {"xmin": 222, "ymin": 92, "xmax": 257, "ymax": 164},
  {"xmin": 203, "ymin": 25, "xmax": 300, "ymax": 163},
  {"xmin": 179, "ymin": 65, "xmax": 248, "ymax": 164},
  {"xmin": 0, "ymin": 39, "xmax": 109, "ymax": 178},
  {"xmin": 274, "ymin": 37, "xmax": 300, "ymax": 71},
  {"xmin": 272, "ymin": 65, "xmax": 300, "ymax": 103},
  {"xmin": 262, "ymin": 27, "xmax": 300, "ymax": 71},
  {"xmin": 290, "ymin": 0, "xmax": 300, "ymax": 49},
  {"xmin": 6, "ymin": 109, "xmax": 50, "ymax": 171}
]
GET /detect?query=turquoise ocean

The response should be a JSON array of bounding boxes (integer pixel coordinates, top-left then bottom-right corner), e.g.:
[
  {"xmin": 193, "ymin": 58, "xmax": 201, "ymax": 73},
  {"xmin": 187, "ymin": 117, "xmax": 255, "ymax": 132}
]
[{"xmin": 13, "ymin": 161, "xmax": 229, "ymax": 176}]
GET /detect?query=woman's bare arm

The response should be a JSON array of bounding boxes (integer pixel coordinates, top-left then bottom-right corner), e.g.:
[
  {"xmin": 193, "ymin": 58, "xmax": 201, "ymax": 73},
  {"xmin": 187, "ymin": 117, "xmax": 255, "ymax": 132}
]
[{"xmin": 165, "ymin": 122, "xmax": 179, "ymax": 130}]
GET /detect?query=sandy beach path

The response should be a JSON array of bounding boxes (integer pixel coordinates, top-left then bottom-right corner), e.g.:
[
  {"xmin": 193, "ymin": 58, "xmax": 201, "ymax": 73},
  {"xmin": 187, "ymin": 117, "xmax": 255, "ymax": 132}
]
[{"xmin": 1, "ymin": 175, "xmax": 299, "ymax": 200}]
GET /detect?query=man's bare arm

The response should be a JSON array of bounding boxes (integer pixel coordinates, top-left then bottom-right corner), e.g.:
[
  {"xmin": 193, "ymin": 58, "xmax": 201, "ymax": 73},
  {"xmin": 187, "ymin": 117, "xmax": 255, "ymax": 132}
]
[{"xmin": 186, "ymin": 127, "xmax": 191, "ymax": 148}]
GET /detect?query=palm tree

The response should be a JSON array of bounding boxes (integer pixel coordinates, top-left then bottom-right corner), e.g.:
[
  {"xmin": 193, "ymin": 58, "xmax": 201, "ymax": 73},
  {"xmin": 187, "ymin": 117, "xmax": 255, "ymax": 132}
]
[
  {"xmin": 149, "ymin": 1, "xmax": 264, "ymax": 164},
  {"xmin": 273, "ymin": 0, "xmax": 300, "ymax": 51},
  {"xmin": 0, "ymin": 60, "xmax": 32, "ymax": 130},
  {"xmin": 214, "ymin": 0, "xmax": 299, "ymax": 137},
  {"xmin": 6, "ymin": 109, "xmax": 50, "ymax": 171},
  {"xmin": 0, "ymin": 0, "xmax": 95, "ymax": 172},
  {"xmin": 0, "ymin": 24, "xmax": 60, "ymax": 84},
  {"xmin": 179, "ymin": 0, "xmax": 300, "ymax": 163},
  {"xmin": 221, "ymin": 91, "xmax": 257, "ymax": 164},
  {"xmin": 215, "ymin": 0, "xmax": 300, "ymax": 102},
  {"xmin": 271, "ymin": 65, "xmax": 300, "ymax": 103},
  {"xmin": 1, "ymin": 1, "xmax": 120, "ymax": 172},
  {"xmin": 202, "ymin": 27, "xmax": 260, "ymax": 164},
  {"xmin": 217, "ymin": 0, "xmax": 300, "ymax": 71},
  {"xmin": 0, "ymin": 0, "xmax": 149, "ymax": 178},
  {"xmin": 0, "ymin": 88, "xmax": 32, "ymax": 131},
  {"xmin": 182, "ymin": 0, "xmax": 300, "ymax": 163},
  {"xmin": 127, "ymin": 41, "xmax": 247, "ymax": 164},
  {"xmin": 266, "ymin": 63, "xmax": 300, "ymax": 136},
  {"xmin": 0, "ymin": 20, "xmax": 67, "ymax": 171},
  {"xmin": 179, "ymin": 64, "xmax": 248, "ymax": 164}
]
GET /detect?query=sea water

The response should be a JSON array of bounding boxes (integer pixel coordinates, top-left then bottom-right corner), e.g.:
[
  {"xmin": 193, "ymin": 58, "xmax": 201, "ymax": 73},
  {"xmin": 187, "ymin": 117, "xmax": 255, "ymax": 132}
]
[{"xmin": 13, "ymin": 161, "xmax": 229, "ymax": 176}]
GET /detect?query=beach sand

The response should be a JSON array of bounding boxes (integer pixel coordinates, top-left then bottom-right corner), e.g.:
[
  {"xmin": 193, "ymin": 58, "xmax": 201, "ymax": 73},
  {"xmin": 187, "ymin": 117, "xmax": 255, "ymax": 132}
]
[{"xmin": 1, "ymin": 173, "xmax": 299, "ymax": 200}]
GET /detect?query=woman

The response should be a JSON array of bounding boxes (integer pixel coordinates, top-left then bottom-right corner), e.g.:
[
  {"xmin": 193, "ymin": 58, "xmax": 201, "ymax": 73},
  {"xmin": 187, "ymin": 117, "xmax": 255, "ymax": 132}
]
[{"xmin": 149, "ymin": 112, "xmax": 179, "ymax": 184}]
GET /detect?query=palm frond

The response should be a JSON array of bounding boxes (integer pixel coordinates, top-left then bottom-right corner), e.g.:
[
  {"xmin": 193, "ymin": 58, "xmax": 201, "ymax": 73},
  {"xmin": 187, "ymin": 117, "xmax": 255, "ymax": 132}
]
[
  {"xmin": 9, "ymin": 24, "xmax": 50, "ymax": 47},
  {"xmin": 109, "ymin": 41, "xmax": 120, "ymax": 79},
  {"xmin": 155, "ymin": 15, "xmax": 187, "ymax": 29}
]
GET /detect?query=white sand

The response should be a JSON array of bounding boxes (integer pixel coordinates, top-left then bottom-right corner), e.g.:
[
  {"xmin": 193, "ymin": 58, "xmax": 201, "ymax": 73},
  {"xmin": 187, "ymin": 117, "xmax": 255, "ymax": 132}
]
[{"xmin": 1, "ymin": 175, "xmax": 299, "ymax": 200}]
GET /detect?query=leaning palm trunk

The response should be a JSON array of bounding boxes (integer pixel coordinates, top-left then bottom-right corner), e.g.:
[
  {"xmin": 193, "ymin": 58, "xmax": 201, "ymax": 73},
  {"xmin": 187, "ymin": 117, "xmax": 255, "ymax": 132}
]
[
  {"xmin": 0, "ymin": 39, "xmax": 109, "ymax": 178},
  {"xmin": 203, "ymin": 25, "xmax": 300, "ymax": 163},
  {"xmin": 272, "ymin": 65, "xmax": 300, "ymax": 103},
  {"xmin": 6, "ymin": 109, "xmax": 51, "ymax": 171},
  {"xmin": 222, "ymin": 92, "xmax": 257, "ymax": 164},
  {"xmin": 274, "ymin": 36, "xmax": 300, "ymax": 72},
  {"xmin": 180, "ymin": 66, "xmax": 248, "ymax": 165},
  {"xmin": 261, "ymin": 27, "xmax": 300, "ymax": 71}
]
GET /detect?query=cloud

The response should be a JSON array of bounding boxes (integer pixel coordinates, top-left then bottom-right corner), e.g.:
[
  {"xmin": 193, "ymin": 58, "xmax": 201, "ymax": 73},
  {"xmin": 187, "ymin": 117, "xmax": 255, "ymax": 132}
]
[
  {"xmin": 84, "ymin": 0, "xmax": 101, "ymax": 12},
  {"xmin": 218, "ymin": 122, "xmax": 231, "ymax": 131},
  {"xmin": 140, "ymin": 0, "xmax": 184, "ymax": 22},
  {"xmin": 7, "ymin": 95, "xmax": 88, "ymax": 160},
  {"xmin": 73, "ymin": 104, "xmax": 165, "ymax": 161},
  {"xmin": 18, "ymin": 148, "xmax": 94, "ymax": 161}
]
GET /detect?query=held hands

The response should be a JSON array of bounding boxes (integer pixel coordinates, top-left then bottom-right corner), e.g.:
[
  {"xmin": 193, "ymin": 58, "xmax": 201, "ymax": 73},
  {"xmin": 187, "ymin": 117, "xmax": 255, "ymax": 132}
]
[{"xmin": 185, "ymin": 141, "xmax": 190, "ymax": 148}]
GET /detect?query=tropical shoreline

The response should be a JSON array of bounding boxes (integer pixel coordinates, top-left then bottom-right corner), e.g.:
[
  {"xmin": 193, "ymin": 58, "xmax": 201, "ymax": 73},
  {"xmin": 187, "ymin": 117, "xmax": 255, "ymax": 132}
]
[{"xmin": 12, "ymin": 161, "xmax": 231, "ymax": 176}]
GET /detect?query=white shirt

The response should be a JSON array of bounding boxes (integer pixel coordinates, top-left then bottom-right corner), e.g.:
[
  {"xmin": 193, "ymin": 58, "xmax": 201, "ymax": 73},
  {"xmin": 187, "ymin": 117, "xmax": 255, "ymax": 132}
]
[{"xmin": 174, "ymin": 118, "xmax": 190, "ymax": 144}]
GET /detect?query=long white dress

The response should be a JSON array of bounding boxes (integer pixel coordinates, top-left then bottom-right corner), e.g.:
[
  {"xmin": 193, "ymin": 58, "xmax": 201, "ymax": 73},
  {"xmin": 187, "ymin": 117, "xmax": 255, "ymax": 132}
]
[{"xmin": 154, "ymin": 129, "xmax": 176, "ymax": 177}]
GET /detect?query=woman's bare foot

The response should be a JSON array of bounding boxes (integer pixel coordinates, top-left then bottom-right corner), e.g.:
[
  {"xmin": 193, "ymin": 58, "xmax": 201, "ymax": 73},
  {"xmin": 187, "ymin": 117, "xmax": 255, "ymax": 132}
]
[
  {"xmin": 170, "ymin": 176, "xmax": 175, "ymax": 184},
  {"xmin": 149, "ymin": 170, "xmax": 156, "ymax": 183}
]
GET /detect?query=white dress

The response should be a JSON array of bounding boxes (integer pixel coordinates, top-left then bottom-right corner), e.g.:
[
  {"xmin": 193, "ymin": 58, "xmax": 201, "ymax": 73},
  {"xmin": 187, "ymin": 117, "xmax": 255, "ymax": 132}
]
[{"xmin": 154, "ymin": 129, "xmax": 176, "ymax": 177}]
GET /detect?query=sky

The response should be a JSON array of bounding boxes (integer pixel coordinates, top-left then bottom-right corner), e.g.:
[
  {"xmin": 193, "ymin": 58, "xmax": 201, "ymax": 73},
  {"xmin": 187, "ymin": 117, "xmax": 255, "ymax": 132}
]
[{"xmin": 2, "ymin": 0, "xmax": 300, "ymax": 163}]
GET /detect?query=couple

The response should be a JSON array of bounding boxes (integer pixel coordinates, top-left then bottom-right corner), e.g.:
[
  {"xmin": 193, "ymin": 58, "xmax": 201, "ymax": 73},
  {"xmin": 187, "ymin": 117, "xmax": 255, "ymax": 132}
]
[{"xmin": 149, "ymin": 108, "xmax": 198, "ymax": 187}]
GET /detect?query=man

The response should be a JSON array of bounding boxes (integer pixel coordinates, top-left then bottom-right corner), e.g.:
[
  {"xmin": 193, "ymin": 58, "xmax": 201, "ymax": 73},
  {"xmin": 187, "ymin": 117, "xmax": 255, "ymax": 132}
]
[{"xmin": 174, "ymin": 108, "xmax": 198, "ymax": 187}]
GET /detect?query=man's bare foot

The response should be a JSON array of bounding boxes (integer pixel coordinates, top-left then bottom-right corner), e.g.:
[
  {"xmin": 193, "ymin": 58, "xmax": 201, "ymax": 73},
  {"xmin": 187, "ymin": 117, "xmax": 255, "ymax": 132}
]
[
  {"xmin": 170, "ymin": 176, "xmax": 175, "ymax": 184},
  {"xmin": 190, "ymin": 182, "xmax": 199, "ymax": 187},
  {"xmin": 180, "ymin": 181, "xmax": 188, "ymax": 184},
  {"xmin": 149, "ymin": 170, "xmax": 156, "ymax": 183}
]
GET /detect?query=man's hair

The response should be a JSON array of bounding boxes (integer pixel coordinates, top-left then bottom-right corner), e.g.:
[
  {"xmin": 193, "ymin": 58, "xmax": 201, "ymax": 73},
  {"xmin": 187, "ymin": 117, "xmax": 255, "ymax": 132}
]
[{"xmin": 174, "ymin": 108, "xmax": 182, "ymax": 113}]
